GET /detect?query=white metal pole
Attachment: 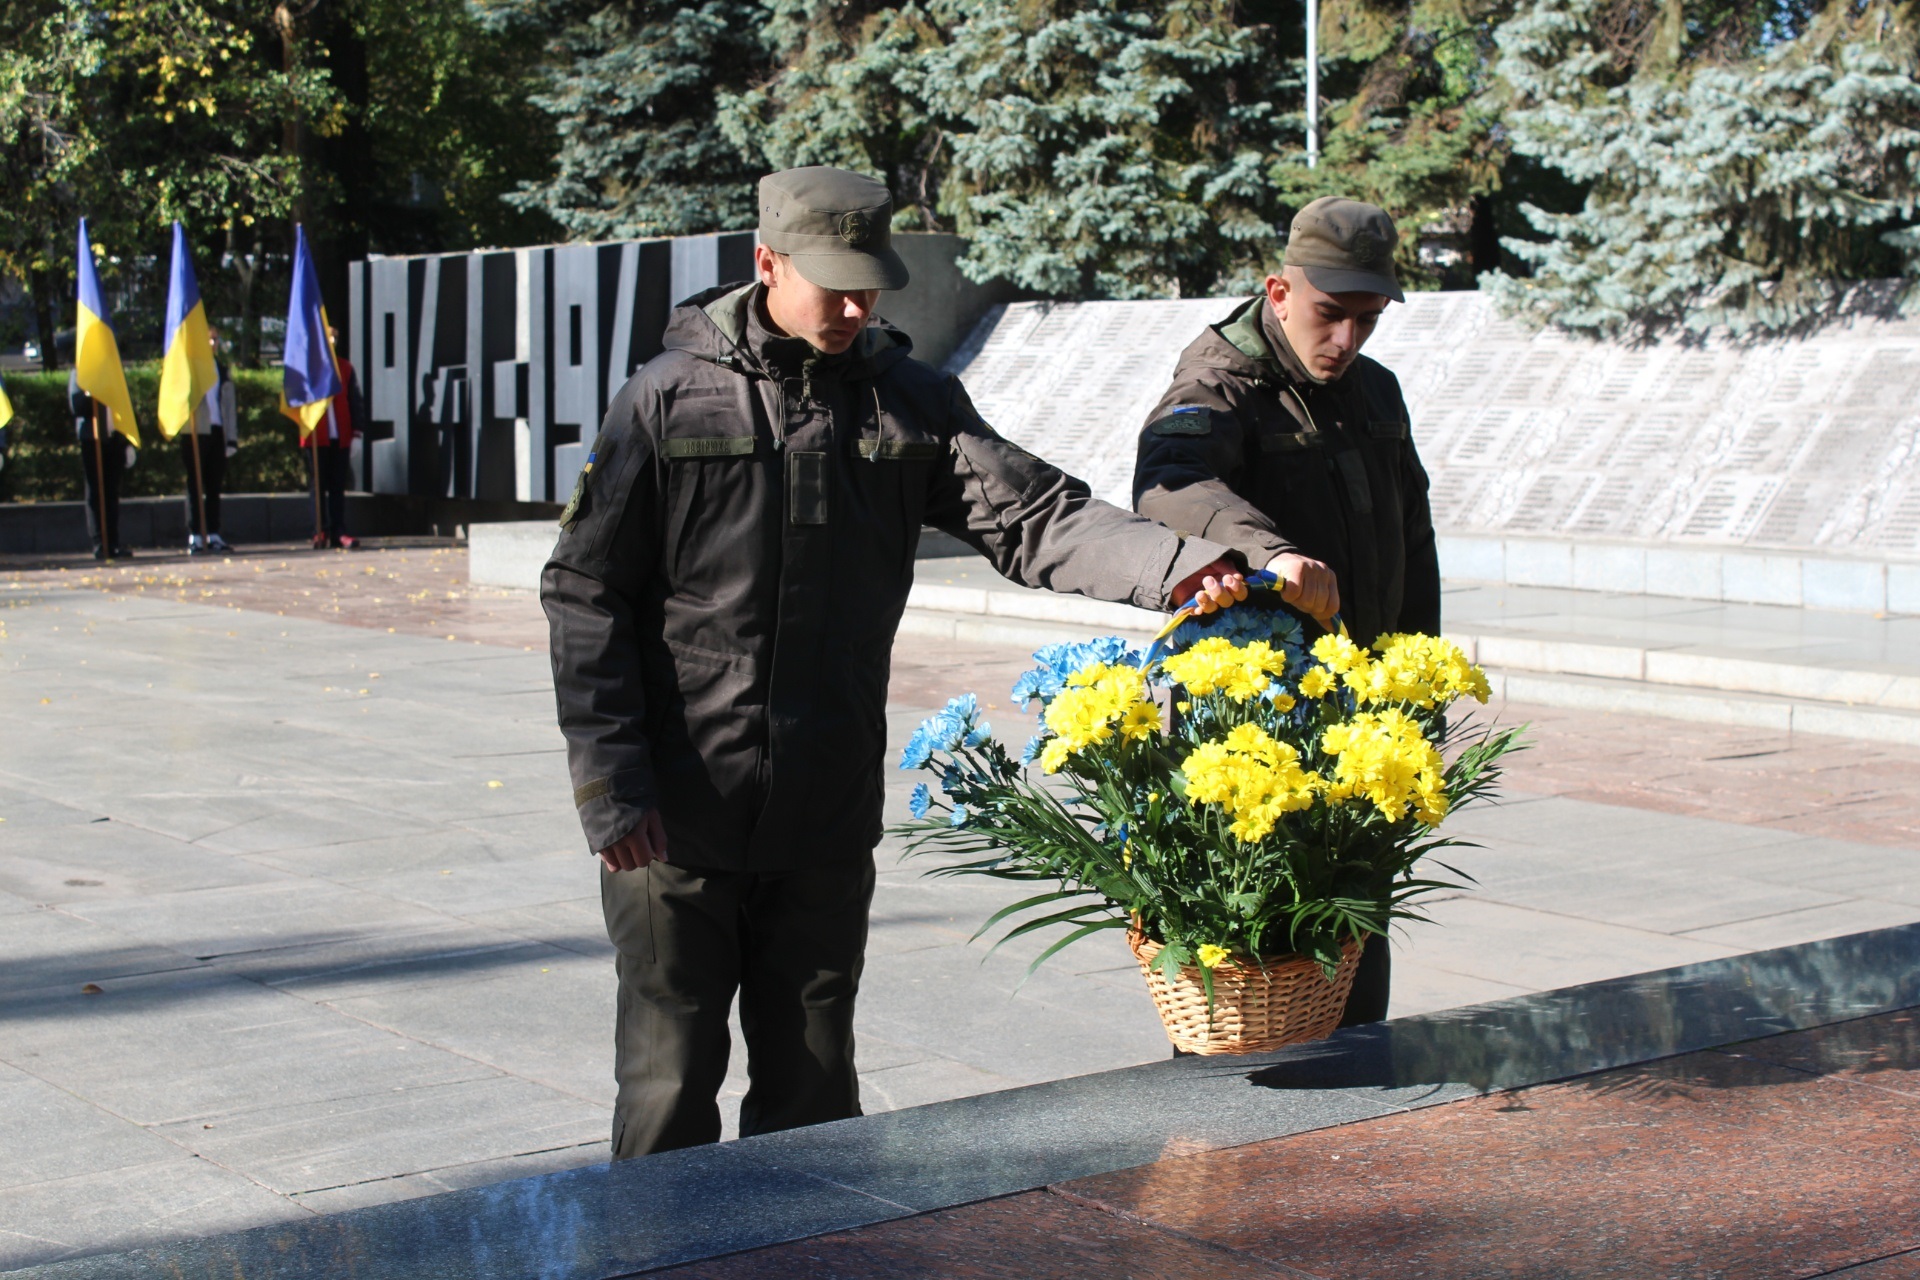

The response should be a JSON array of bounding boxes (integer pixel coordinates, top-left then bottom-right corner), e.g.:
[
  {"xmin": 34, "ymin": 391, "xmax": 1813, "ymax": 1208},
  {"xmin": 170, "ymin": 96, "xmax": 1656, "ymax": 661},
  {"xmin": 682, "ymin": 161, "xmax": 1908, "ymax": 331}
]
[{"xmin": 1305, "ymin": 0, "xmax": 1320, "ymax": 169}]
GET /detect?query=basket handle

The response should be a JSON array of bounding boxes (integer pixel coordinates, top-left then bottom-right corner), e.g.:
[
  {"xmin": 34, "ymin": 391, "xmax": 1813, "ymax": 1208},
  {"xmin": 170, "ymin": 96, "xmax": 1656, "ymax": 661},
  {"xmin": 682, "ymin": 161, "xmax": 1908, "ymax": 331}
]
[{"xmin": 1143, "ymin": 569, "xmax": 1344, "ymax": 667}]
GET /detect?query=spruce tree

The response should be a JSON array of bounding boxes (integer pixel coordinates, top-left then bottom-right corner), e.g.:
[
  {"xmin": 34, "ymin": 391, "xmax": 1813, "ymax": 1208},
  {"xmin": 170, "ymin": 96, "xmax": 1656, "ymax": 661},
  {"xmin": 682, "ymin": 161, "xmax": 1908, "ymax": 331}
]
[
  {"xmin": 506, "ymin": 0, "xmax": 767, "ymax": 239},
  {"xmin": 715, "ymin": 1, "xmax": 945, "ymax": 222},
  {"xmin": 909, "ymin": 0, "xmax": 1305, "ymax": 299},
  {"xmin": 1485, "ymin": 0, "xmax": 1920, "ymax": 336}
]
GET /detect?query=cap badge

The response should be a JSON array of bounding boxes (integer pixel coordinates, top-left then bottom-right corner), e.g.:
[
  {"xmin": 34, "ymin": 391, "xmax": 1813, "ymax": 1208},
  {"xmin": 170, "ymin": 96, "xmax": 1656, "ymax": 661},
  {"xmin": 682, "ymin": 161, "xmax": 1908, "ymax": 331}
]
[
  {"xmin": 1350, "ymin": 230, "xmax": 1385, "ymax": 268},
  {"xmin": 839, "ymin": 210, "xmax": 873, "ymax": 247}
]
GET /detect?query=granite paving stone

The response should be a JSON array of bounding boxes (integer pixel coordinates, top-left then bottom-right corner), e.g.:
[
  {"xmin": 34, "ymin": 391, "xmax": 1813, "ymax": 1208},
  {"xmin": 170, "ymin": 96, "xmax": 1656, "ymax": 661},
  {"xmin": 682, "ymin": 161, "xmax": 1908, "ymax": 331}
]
[
  {"xmin": 0, "ymin": 1065, "xmax": 188, "ymax": 1192},
  {"xmin": 322, "ymin": 952, "xmax": 617, "ymax": 1102},
  {"xmin": 1061, "ymin": 1050, "xmax": 1920, "ymax": 1280},
  {"xmin": 151, "ymin": 1075, "xmax": 609, "ymax": 1196},
  {"xmin": 1725, "ymin": 1009, "xmax": 1920, "ymax": 1099},
  {"xmin": 0, "ymin": 1157, "xmax": 309, "ymax": 1274},
  {"xmin": 0, "ymin": 969, "xmax": 500, "ymax": 1127},
  {"xmin": 1827, "ymin": 1253, "xmax": 1920, "ymax": 1278},
  {"xmin": 649, "ymin": 1189, "xmax": 1298, "ymax": 1279}
]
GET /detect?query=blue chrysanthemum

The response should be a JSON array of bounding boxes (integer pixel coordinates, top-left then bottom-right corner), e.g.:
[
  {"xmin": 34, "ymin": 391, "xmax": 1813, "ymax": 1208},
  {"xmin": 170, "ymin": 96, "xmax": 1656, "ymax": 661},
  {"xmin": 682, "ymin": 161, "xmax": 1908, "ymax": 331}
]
[
  {"xmin": 908, "ymin": 782, "xmax": 930, "ymax": 820},
  {"xmin": 949, "ymin": 802, "xmax": 969, "ymax": 828},
  {"xmin": 899, "ymin": 722, "xmax": 934, "ymax": 770},
  {"xmin": 1012, "ymin": 636, "xmax": 1143, "ymax": 708},
  {"xmin": 1020, "ymin": 734, "xmax": 1045, "ymax": 765}
]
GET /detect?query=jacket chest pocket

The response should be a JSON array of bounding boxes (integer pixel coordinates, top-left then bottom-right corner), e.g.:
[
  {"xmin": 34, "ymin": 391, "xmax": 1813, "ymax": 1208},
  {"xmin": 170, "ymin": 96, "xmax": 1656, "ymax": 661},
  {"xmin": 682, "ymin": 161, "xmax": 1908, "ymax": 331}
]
[{"xmin": 659, "ymin": 432, "xmax": 767, "ymax": 569}]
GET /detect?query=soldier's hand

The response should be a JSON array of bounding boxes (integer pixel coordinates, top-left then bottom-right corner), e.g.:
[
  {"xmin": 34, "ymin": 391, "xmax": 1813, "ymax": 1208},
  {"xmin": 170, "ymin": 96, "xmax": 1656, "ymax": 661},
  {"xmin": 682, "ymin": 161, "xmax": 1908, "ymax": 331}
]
[
  {"xmin": 1266, "ymin": 552, "xmax": 1340, "ymax": 628},
  {"xmin": 1173, "ymin": 558, "xmax": 1248, "ymax": 616},
  {"xmin": 598, "ymin": 809, "xmax": 668, "ymax": 873}
]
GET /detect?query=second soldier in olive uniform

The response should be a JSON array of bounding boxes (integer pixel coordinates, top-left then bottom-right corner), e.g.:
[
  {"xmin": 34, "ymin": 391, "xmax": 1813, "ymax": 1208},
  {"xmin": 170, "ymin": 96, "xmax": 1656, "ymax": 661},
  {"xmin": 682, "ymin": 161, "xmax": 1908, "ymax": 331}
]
[
  {"xmin": 1132, "ymin": 197, "xmax": 1441, "ymax": 1026},
  {"xmin": 544, "ymin": 167, "xmax": 1245, "ymax": 1159}
]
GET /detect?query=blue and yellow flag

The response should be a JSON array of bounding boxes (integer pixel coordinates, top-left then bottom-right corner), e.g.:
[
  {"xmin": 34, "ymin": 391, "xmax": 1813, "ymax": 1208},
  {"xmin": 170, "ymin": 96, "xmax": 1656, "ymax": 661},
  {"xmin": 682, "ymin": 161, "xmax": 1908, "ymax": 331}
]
[
  {"xmin": 158, "ymin": 222, "xmax": 218, "ymax": 441},
  {"xmin": 0, "ymin": 372, "xmax": 13, "ymax": 432},
  {"xmin": 280, "ymin": 225, "xmax": 340, "ymax": 439},
  {"xmin": 75, "ymin": 218, "xmax": 140, "ymax": 447}
]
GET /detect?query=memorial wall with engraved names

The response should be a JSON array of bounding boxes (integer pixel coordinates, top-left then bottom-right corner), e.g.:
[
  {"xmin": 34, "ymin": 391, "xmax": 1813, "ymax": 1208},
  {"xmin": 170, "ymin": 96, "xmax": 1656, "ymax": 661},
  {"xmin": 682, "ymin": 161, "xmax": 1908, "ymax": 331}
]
[{"xmin": 946, "ymin": 293, "xmax": 1920, "ymax": 558}]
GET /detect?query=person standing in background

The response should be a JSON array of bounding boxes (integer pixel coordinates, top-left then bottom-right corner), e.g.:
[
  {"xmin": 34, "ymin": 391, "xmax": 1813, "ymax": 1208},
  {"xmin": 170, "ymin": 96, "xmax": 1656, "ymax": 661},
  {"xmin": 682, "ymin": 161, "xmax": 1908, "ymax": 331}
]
[
  {"xmin": 1132, "ymin": 197, "xmax": 1439, "ymax": 1029},
  {"xmin": 183, "ymin": 330, "xmax": 239, "ymax": 553},
  {"xmin": 307, "ymin": 325, "xmax": 364, "ymax": 550},
  {"xmin": 70, "ymin": 370, "xmax": 131, "ymax": 560}
]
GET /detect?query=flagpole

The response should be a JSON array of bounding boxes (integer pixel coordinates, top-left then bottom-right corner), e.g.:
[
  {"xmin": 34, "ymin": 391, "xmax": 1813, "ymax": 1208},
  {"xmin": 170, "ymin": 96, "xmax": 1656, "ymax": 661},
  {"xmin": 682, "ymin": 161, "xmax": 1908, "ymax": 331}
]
[
  {"xmin": 90, "ymin": 403, "xmax": 111, "ymax": 560},
  {"xmin": 189, "ymin": 421, "xmax": 209, "ymax": 545}
]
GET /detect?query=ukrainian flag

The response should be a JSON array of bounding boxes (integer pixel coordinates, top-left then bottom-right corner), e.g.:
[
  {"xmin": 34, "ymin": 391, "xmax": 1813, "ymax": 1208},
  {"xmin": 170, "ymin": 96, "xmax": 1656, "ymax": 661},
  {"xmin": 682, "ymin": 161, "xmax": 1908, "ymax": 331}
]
[
  {"xmin": 0, "ymin": 372, "xmax": 13, "ymax": 432},
  {"xmin": 74, "ymin": 218, "xmax": 140, "ymax": 448},
  {"xmin": 157, "ymin": 222, "xmax": 218, "ymax": 441},
  {"xmin": 280, "ymin": 225, "xmax": 340, "ymax": 439}
]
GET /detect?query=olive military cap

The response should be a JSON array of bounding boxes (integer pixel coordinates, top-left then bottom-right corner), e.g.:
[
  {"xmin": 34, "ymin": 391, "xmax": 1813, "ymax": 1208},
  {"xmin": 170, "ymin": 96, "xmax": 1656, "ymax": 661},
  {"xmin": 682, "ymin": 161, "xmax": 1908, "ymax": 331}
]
[
  {"xmin": 1282, "ymin": 197, "xmax": 1405, "ymax": 303},
  {"xmin": 758, "ymin": 167, "xmax": 911, "ymax": 292}
]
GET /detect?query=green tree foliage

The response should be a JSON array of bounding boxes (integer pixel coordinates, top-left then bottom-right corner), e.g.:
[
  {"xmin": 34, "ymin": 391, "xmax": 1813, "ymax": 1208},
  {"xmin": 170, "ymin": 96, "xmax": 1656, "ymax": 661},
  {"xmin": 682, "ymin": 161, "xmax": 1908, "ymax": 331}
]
[
  {"xmin": 526, "ymin": 0, "xmax": 1310, "ymax": 299},
  {"xmin": 1485, "ymin": 0, "xmax": 1920, "ymax": 336},
  {"xmin": 0, "ymin": 365, "xmax": 308, "ymax": 501},
  {"xmin": 504, "ymin": 0, "xmax": 767, "ymax": 239},
  {"xmin": 913, "ymin": 0, "xmax": 1305, "ymax": 299},
  {"xmin": 354, "ymin": 0, "xmax": 560, "ymax": 253},
  {"xmin": 714, "ymin": 0, "xmax": 941, "ymax": 221},
  {"xmin": 0, "ymin": 0, "xmax": 331, "ymax": 367},
  {"xmin": 1287, "ymin": 0, "xmax": 1517, "ymax": 289}
]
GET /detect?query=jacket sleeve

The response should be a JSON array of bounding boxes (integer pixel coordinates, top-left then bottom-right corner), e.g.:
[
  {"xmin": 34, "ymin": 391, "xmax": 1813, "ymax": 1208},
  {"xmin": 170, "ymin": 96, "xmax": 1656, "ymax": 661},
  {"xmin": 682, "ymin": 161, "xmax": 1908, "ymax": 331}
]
[
  {"xmin": 540, "ymin": 381, "xmax": 662, "ymax": 852},
  {"xmin": 1398, "ymin": 389, "xmax": 1442, "ymax": 636},
  {"xmin": 923, "ymin": 380, "xmax": 1237, "ymax": 612},
  {"xmin": 1132, "ymin": 376, "xmax": 1296, "ymax": 571}
]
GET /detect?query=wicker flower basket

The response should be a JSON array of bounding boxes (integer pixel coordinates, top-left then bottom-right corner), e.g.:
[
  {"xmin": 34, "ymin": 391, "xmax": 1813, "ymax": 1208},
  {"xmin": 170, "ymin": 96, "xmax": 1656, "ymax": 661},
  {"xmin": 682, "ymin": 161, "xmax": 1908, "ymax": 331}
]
[{"xmin": 1128, "ymin": 928, "xmax": 1364, "ymax": 1055}]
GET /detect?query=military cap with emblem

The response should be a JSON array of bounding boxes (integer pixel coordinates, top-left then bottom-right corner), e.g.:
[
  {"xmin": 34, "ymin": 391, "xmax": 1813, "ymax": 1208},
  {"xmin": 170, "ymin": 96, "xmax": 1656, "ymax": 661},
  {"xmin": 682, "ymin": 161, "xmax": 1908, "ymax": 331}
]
[
  {"xmin": 1281, "ymin": 196, "xmax": 1405, "ymax": 303},
  {"xmin": 758, "ymin": 166, "xmax": 911, "ymax": 292}
]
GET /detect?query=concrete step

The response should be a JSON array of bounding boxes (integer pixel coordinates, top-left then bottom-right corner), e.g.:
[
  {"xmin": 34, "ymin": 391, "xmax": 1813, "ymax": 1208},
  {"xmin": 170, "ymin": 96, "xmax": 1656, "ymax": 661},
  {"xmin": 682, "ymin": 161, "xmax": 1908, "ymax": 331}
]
[{"xmin": 901, "ymin": 559, "xmax": 1920, "ymax": 744}]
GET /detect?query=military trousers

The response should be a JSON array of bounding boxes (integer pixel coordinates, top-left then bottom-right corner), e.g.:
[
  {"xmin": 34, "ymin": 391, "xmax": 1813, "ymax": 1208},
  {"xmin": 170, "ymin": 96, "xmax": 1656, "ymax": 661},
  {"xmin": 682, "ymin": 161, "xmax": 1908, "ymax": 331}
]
[{"xmin": 600, "ymin": 855, "xmax": 875, "ymax": 1159}]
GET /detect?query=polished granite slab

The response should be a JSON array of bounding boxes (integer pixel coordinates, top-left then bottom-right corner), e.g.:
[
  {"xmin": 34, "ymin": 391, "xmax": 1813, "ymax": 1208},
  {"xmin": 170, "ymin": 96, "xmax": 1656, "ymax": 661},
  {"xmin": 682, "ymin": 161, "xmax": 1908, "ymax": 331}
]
[{"xmin": 17, "ymin": 923, "xmax": 1920, "ymax": 1279}]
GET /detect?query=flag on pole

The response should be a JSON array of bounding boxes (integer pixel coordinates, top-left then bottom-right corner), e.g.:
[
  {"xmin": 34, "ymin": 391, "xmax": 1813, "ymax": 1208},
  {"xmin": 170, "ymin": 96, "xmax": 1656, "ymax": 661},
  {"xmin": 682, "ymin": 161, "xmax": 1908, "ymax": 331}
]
[
  {"xmin": 157, "ymin": 221, "xmax": 218, "ymax": 441},
  {"xmin": 75, "ymin": 218, "xmax": 140, "ymax": 447},
  {"xmin": 0, "ymin": 372, "xmax": 13, "ymax": 432},
  {"xmin": 280, "ymin": 225, "xmax": 340, "ymax": 440}
]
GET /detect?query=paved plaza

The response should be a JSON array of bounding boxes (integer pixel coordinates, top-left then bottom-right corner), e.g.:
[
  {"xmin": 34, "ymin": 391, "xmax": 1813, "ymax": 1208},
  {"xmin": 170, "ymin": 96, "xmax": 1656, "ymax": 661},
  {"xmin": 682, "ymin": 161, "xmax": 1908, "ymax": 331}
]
[{"xmin": 4, "ymin": 542, "xmax": 1920, "ymax": 1270}]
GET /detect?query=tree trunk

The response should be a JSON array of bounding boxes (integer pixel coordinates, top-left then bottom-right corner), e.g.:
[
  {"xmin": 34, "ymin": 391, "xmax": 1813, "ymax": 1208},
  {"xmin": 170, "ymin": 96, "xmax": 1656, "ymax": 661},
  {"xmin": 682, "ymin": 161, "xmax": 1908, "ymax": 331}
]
[
  {"xmin": 28, "ymin": 264, "xmax": 59, "ymax": 372},
  {"xmin": 229, "ymin": 222, "xmax": 261, "ymax": 368},
  {"xmin": 1468, "ymin": 193, "xmax": 1501, "ymax": 280},
  {"xmin": 316, "ymin": 2, "xmax": 373, "ymax": 325}
]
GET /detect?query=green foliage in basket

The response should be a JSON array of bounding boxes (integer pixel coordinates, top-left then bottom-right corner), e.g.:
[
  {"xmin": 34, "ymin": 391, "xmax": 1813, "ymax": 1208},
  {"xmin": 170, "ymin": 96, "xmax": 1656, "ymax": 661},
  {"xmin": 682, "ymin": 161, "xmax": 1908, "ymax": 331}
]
[{"xmin": 894, "ymin": 602, "xmax": 1525, "ymax": 1001}]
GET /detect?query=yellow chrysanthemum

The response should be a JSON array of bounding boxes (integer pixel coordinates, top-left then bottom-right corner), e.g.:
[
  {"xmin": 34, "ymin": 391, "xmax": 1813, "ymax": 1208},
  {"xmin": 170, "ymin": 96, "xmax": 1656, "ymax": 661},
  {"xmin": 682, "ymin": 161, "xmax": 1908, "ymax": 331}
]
[
  {"xmin": 1350, "ymin": 634, "xmax": 1493, "ymax": 709},
  {"xmin": 1299, "ymin": 667, "xmax": 1336, "ymax": 699},
  {"xmin": 1196, "ymin": 944, "xmax": 1230, "ymax": 969},
  {"xmin": 1162, "ymin": 637, "xmax": 1292, "ymax": 703},
  {"xmin": 1181, "ymin": 722, "xmax": 1321, "ymax": 843},
  {"xmin": 1038, "ymin": 661, "xmax": 1158, "ymax": 772},
  {"xmin": 1320, "ymin": 708, "xmax": 1447, "ymax": 824},
  {"xmin": 1310, "ymin": 632, "xmax": 1367, "ymax": 674}
]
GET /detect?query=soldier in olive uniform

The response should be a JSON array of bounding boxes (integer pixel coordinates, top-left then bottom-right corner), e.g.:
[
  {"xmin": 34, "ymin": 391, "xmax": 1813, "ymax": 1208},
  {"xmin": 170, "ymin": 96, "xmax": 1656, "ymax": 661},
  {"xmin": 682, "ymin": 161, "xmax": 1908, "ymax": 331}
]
[
  {"xmin": 1132, "ymin": 197, "xmax": 1441, "ymax": 1027},
  {"xmin": 544, "ymin": 167, "xmax": 1246, "ymax": 1159}
]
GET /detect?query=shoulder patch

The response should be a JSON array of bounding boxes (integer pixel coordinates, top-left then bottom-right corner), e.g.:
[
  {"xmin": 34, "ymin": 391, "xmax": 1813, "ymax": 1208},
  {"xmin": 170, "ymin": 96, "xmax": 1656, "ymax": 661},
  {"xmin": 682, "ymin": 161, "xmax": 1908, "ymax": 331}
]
[{"xmin": 1148, "ymin": 405, "xmax": 1214, "ymax": 437}]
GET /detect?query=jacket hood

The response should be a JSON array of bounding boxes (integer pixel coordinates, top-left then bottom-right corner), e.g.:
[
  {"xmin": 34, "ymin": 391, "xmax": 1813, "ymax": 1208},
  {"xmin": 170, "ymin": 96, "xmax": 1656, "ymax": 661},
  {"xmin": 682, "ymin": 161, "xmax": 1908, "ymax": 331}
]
[{"xmin": 662, "ymin": 281, "xmax": 915, "ymax": 378}]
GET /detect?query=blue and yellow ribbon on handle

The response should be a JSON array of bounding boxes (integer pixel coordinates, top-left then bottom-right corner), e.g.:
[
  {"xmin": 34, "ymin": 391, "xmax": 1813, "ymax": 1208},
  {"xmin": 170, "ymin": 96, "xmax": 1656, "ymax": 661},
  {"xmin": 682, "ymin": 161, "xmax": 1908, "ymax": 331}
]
[{"xmin": 1143, "ymin": 569, "xmax": 1345, "ymax": 667}]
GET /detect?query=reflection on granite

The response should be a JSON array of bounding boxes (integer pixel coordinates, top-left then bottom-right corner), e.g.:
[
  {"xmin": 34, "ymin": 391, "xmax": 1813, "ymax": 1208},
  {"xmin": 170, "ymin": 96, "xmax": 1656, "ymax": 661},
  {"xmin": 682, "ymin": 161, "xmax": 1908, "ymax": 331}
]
[
  {"xmin": 1725, "ymin": 1009, "xmax": 1920, "ymax": 1099},
  {"xmin": 649, "ymin": 1190, "xmax": 1296, "ymax": 1279},
  {"xmin": 1064, "ymin": 1047, "xmax": 1920, "ymax": 1280},
  {"xmin": 18, "ymin": 924, "xmax": 1920, "ymax": 1279},
  {"xmin": 1248, "ymin": 923, "xmax": 1920, "ymax": 1096},
  {"xmin": 12, "ymin": 1145, "xmax": 906, "ymax": 1280}
]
